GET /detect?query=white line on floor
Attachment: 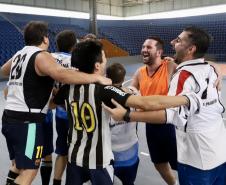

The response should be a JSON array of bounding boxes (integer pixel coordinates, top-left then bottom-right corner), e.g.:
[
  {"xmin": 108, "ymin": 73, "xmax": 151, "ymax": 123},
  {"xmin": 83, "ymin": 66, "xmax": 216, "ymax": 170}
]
[{"xmin": 140, "ymin": 152, "xmax": 150, "ymax": 156}]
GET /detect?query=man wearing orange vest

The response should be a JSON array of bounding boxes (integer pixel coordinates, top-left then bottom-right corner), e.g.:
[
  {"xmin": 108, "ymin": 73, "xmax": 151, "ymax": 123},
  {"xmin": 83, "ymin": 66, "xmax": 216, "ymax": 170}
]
[{"xmin": 131, "ymin": 36, "xmax": 178, "ymax": 185}]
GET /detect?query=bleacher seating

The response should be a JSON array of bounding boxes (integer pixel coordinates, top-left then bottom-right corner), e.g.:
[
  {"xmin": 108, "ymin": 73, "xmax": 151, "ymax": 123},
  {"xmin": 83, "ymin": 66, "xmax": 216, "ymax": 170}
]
[
  {"xmin": 0, "ymin": 12, "xmax": 226, "ymax": 67},
  {"xmin": 98, "ymin": 14, "xmax": 226, "ymax": 62},
  {"xmin": 0, "ymin": 16, "xmax": 24, "ymax": 66}
]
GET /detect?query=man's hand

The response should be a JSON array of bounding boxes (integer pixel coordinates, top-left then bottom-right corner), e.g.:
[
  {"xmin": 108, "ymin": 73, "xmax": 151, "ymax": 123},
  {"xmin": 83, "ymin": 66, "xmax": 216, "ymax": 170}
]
[
  {"xmin": 207, "ymin": 61, "xmax": 222, "ymax": 90},
  {"xmin": 164, "ymin": 56, "xmax": 175, "ymax": 62},
  {"xmin": 102, "ymin": 99, "xmax": 127, "ymax": 121},
  {"xmin": 96, "ymin": 75, "xmax": 112, "ymax": 85}
]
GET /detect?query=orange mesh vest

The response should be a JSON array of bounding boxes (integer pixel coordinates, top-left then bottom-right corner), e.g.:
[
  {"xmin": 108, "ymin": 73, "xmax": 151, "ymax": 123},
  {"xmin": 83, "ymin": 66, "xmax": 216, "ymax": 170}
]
[{"xmin": 139, "ymin": 60, "xmax": 169, "ymax": 96}]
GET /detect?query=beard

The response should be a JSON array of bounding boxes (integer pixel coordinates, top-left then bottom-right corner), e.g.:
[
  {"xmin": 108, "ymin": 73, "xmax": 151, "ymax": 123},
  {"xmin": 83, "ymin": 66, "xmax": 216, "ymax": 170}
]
[
  {"xmin": 173, "ymin": 51, "xmax": 187, "ymax": 64},
  {"xmin": 142, "ymin": 54, "xmax": 155, "ymax": 65}
]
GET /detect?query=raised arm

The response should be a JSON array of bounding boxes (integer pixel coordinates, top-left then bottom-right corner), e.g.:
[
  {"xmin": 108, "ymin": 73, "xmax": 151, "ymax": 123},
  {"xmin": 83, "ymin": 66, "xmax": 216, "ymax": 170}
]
[
  {"xmin": 0, "ymin": 58, "xmax": 12, "ymax": 76},
  {"xmin": 166, "ymin": 59, "xmax": 177, "ymax": 82},
  {"xmin": 130, "ymin": 69, "xmax": 140, "ymax": 90},
  {"xmin": 35, "ymin": 51, "xmax": 112, "ymax": 85},
  {"xmin": 207, "ymin": 61, "xmax": 222, "ymax": 90}
]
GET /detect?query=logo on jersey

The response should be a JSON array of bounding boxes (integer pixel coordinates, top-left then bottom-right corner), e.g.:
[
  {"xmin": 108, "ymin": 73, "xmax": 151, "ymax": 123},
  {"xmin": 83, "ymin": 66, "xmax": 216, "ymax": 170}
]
[{"xmin": 104, "ymin": 86, "xmax": 126, "ymax": 96}]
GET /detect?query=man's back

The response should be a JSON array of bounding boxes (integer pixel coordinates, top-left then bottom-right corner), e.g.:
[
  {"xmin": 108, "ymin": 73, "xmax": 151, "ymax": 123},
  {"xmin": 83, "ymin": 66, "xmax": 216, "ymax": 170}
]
[
  {"xmin": 67, "ymin": 83, "xmax": 113, "ymax": 169},
  {"xmin": 54, "ymin": 82, "xmax": 130, "ymax": 169},
  {"xmin": 5, "ymin": 46, "xmax": 53, "ymax": 121}
]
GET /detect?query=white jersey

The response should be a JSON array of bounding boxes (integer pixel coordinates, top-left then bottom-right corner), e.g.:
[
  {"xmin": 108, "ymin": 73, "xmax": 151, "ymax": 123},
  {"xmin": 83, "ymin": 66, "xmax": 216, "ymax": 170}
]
[
  {"xmin": 4, "ymin": 46, "xmax": 54, "ymax": 123},
  {"xmin": 110, "ymin": 87, "xmax": 138, "ymax": 152},
  {"xmin": 110, "ymin": 115, "xmax": 138, "ymax": 152},
  {"xmin": 52, "ymin": 52, "xmax": 71, "ymax": 89},
  {"xmin": 166, "ymin": 58, "xmax": 226, "ymax": 170}
]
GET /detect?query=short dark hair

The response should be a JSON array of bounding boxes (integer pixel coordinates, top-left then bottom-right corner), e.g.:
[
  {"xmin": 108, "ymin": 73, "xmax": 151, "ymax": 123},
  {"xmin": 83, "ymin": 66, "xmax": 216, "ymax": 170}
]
[
  {"xmin": 24, "ymin": 21, "xmax": 48, "ymax": 46},
  {"xmin": 71, "ymin": 40, "xmax": 103, "ymax": 73},
  {"xmin": 106, "ymin": 63, "xmax": 126, "ymax": 85},
  {"xmin": 148, "ymin": 36, "xmax": 164, "ymax": 50},
  {"xmin": 83, "ymin": 33, "xmax": 97, "ymax": 41},
  {"xmin": 184, "ymin": 26, "xmax": 211, "ymax": 58},
  {"xmin": 56, "ymin": 30, "xmax": 77, "ymax": 52}
]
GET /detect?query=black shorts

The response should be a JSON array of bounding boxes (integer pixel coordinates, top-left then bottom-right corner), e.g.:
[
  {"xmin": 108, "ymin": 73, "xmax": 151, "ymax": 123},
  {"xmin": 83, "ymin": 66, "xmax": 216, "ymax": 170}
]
[
  {"xmin": 55, "ymin": 116, "xmax": 69, "ymax": 155},
  {"xmin": 114, "ymin": 158, "xmax": 139, "ymax": 185},
  {"xmin": 146, "ymin": 124, "xmax": 177, "ymax": 170},
  {"xmin": 2, "ymin": 121, "xmax": 44, "ymax": 169},
  {"xmin": 42, "ymin": 110, "xmax": 54, "ymax": 157},
  {"xmin": 65, "ymin": 162, "xmax": 113, "ymax": 185}
]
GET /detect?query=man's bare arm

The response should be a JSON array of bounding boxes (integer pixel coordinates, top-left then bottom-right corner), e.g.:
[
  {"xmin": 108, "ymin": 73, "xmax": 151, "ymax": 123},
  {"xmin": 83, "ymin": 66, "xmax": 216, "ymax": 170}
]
[
  {"xmin": 1, "ymin": 59, "xmax": 12, "ymax": 76},
  {"xmin": 125, "ymin": 95, "xmax": 189, "ymax": 111},
  {"xmin": 103, "ymin": 99, "xmax": 166, "ymax": 123},
  {"xmin": 35, "ymin": 51, "xmax": 112, "ymax": 85},
  {"xmin": 167, "ymin": 60, "xmax": 177, "ymax": 82},
  {"xmin": 130, "ymin": 69, "xmax": 140, "ymax": 90}
]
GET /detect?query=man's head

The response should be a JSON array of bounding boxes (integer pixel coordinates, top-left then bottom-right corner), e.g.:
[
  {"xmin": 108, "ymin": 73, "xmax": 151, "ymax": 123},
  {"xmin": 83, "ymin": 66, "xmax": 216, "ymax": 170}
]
[
  {"xmin": 71, "ymin": 40, "xmax": 107, "ymax": 75},
  {"xmin": 171, "ymin": 26, "xmax": 211, "ymax": 63},
  {"xmin": 141, "ymin": 36, "xmax": 164, "ymax": 65},
  {"xmin": 106, "ymin": 63, "xmax": 126, "ymax": 86},
  {"xmin": 24, "ymin": 21, "xmax": 49, "ymax": 49},
  {"xmin": 83, "ymin": 33, "xmax": 97, "ymax": 41},
  {"xmin": 56, "ymin": 30, "xmax": 77, "ymax": 53}
]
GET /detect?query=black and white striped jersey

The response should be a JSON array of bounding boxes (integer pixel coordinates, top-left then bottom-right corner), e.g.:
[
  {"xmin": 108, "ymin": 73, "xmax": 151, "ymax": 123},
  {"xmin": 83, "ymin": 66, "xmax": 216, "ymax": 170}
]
[
  {"xmin": 3, "ymin": 46, "xmax": 54, "ymax": 123},
  {"xmin": 54, "ymin": 84, "xmax": 130, "ymax": 169}
]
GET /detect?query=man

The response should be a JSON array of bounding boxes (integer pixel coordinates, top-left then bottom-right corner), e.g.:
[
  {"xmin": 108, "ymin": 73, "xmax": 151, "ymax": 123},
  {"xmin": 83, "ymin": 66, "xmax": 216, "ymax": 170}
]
[
  {"xmin": 104, "ymin": 26, "xmax": 226, "ymax": 185},
  {"xmin": 131, "ymin": 36, "xmax": 178, "ymax": 185},
  {"xmin": 51, "ymin": 30, "xmax": 77, "ymax": 185},
  {"xmin": 106, "ymin": 63, "xmax": 139, "ymax": 185},
  {"xmin": 0, "ymin": 21, "xmax": 111, "ymax": 185},
  {"xmin": 53, "ymin": 40, "xmax": 189, "ymax": 185}
]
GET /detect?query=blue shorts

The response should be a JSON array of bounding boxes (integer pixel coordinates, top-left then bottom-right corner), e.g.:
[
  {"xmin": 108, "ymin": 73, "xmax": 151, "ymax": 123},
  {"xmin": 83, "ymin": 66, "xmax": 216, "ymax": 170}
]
[
  {"xmin": 178, "ymin": 162, "xmax": 226, "ymax": 185},
  {"xmin": 42, "ymin": 110, "xmax": 54, "ymax": 157},
  {"xmin": 2, "ymin": 122, "xmax": 44, "ymax": 169},
  {"xmin": 65, "ymin": 162, "xmax": 113, "ymax": 185},
  {"xmin": 55, "ymin": 116, "xmax": 69, "ymax": 155},
  {"xmin": 146, "ymin": 124, "xmax": 177, "ymax": 170}
]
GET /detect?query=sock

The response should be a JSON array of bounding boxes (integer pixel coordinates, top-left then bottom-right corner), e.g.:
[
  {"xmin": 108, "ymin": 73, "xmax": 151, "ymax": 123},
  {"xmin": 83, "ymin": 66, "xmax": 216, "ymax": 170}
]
[
  {"xmin": 40, "ymin": 161, "xmax": 53, "ymax": 185},
  {"xmin": 53, "ymin": 179, "xmax": 61, "ymax": 185},
  {"xmin": 6, "ymin": 170, "xmax": 19, "ymax": 185}
]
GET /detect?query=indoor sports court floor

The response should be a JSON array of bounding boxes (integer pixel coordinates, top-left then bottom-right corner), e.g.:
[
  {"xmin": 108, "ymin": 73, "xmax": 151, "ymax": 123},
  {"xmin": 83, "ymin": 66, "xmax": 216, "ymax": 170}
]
[{"xmin": 0, "ymin": 56, "xmax": 226, "ymax": 185}]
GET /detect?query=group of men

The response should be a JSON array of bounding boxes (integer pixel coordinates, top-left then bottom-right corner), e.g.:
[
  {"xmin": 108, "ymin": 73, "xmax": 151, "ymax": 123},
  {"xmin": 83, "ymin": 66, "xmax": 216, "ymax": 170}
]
[
  {"xmin": 1, "ymin": 20, "xmax": 226, "ymax": 185},
  {"xmin": 104, "ymin": 26, "xmax": 226, "ymax": 185}
]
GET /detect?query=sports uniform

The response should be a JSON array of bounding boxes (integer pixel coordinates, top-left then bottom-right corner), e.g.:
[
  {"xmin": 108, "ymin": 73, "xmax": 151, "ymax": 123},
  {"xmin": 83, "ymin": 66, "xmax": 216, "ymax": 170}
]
[
  {"xmin": 54, "ymin": 84, "xmax": 131, "ymax": 185},
  {"xmin": 138, "ymin": 60, "xmax": 177, "ymax": 170},
  {"xmin": 166, "ymin": 59, "xmax": 226, "ymax": 184},
  {"xmin": 110, "ymin": 87, "xmax": 139, "ymax": 185},
  {"xmin": 52, "ymin": 52, "xmax": 71, "ymax": 156},
  {"xmin": 2, "ymin": 46, "xmax": 54, "ymax": 169},
  {"xmin": 42, "ymin": 109, "xmax": 54, "ymax": 157}
]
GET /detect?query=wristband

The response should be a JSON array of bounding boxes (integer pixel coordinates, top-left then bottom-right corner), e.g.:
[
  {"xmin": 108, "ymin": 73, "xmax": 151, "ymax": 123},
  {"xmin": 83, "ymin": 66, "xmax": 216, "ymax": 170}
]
[{"xmin": 123, "ymin": 109, "xmax": 131, "ymax": 122}]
